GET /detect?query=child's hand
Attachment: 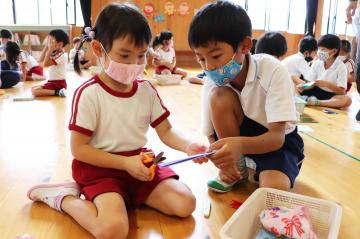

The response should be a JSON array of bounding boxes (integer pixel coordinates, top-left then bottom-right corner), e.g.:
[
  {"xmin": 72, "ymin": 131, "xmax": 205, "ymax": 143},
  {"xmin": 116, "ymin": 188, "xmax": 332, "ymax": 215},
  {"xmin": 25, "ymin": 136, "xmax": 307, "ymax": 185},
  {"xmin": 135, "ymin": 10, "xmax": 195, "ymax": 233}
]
[
  {"xmin": 208, "ymin": 137, "xmax": 242, "ymax": 170},
  {"xmin": 48, "ymin": 38, "xmax": 56, "ymax": 51},
  {"xmin": 123, "ymin": 155, "xmax": 152, "ymax": 181},
  {"xmin": 186, "ymin": 142, "xmax": 208, "ymax": 164}
]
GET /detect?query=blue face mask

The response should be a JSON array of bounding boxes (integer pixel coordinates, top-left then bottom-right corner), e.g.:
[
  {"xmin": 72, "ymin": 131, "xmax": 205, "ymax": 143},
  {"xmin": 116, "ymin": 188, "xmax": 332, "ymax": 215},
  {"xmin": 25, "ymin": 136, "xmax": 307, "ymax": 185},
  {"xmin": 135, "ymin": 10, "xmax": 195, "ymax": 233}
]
[{"xmin": 204, "ymin": 54, "xmax": 243, "ymax": 86}]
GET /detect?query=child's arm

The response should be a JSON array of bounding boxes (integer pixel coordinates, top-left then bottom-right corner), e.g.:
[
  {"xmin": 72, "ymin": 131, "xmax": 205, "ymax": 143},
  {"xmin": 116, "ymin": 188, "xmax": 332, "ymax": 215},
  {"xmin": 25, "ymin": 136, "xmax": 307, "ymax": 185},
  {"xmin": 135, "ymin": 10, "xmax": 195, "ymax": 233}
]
[
  {"xmin": 348, "ymin": 72, "xmax": 355, "ymax": 83},
  {"xmin": 315, "ymin": 80, "xmax": 346, "ymax": 95},
  {"xmin": 155, "ymin": 119, "xmax": 207, "ymax": 159},
  {"xmin": 71, "ymin": 131, "xmax": 152, "ymax": 181},
  {"xmin": 208, "ymin": 122, "xmax": 286, "ymax": 169},
  {"xmin": 20, "ymin": 62, "xmax": 27, "ymax": 81},
  {"xmin": 41, "ymin": 39, "xmax": 56, "ymax": 67}
]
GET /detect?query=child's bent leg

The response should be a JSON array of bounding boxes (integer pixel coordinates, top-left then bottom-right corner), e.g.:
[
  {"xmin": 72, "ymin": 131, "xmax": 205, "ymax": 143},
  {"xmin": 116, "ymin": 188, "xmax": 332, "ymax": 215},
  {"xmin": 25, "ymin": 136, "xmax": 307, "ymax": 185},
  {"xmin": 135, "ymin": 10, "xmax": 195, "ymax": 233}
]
[
  {"xmin": 173, "ymin": 68, "xmax": 188, "ymax": 79},
  {"xmin": 210, "ymin": 86, "xmax": 244, "ymax": 138},
  {"xmin": 259, "ymin": 170, "xmax": 291, "ymax": 191},
  {"xmin": 317, "ymin": 95, "xmax": 352, "ymax": 109},
  {"xmin": 145, "ymin": 179, "xmax": 196, "ymax": 218},
  {"xmin": 161, "ymin": 69, "xmax": 172, "ymax": 75},
  {"xmin": 62, "ymin": 192, "xmax": 129, "ymax": 239},
  {"xmin": 31, "ymin": 86, "xmax": 55, "ymax": 97}
]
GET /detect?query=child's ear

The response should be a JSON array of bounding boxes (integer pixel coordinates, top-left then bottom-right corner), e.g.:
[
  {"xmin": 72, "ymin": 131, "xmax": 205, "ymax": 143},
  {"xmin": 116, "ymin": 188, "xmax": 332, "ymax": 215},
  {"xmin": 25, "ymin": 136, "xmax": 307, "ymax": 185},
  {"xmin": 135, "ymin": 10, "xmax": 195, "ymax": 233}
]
[
  {"xmin": 91, "ymin": 40, "xmax": 103, "ymax": 57},
  {"xmin": 239, "ymin": 36, "xmax": 252, "ymax": 54}
]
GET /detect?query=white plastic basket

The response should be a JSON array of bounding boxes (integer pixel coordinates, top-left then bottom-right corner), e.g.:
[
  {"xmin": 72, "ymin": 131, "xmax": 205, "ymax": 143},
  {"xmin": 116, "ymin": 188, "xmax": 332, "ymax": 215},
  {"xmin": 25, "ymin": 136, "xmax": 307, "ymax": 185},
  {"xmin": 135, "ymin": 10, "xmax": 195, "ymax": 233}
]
[
  {"xmin": 295, "ymin": 96, "xmax": 307, "ymax": 115},
  {"xmin": 220, "ymin": 188, "xmax": 342, "ymax": 239},
  {"xmin": 154, "ymin": 74, "xmax": 182, "ymax": 85}
]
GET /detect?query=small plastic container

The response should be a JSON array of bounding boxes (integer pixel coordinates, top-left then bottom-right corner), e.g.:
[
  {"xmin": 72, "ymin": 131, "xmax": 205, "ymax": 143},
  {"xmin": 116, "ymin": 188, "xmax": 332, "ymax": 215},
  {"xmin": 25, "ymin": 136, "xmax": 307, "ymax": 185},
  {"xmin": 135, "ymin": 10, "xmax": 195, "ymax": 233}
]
[
  {"xmin": 154, "ymin": 74, "xmax": 182, "ymax": 85},
  {"xmin": 220, "ymin": 188, "xmax": 342, "ymax": 239},
  {"xmin": 295, "ymin": 96, "xmax": 307, "ymax": 115}
]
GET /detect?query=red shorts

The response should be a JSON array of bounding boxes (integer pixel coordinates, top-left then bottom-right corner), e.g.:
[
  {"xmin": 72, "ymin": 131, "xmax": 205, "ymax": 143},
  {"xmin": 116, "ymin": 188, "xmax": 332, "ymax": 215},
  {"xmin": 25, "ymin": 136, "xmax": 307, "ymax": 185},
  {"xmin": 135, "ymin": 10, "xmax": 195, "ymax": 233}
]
[
  {"xmin": 72, "ymin": 149, "xmax": 178, "ymax": 207},
  {"xmin": 155, "ymin": 65, "xmax": 177, "ymax": 74},
  {"xmin": 41, "ymin": 80, "xmax": 67, "ymax": 90},
  {"xmin": 27, "ymin": 65, "xmax": 43, "ymax": 77}
]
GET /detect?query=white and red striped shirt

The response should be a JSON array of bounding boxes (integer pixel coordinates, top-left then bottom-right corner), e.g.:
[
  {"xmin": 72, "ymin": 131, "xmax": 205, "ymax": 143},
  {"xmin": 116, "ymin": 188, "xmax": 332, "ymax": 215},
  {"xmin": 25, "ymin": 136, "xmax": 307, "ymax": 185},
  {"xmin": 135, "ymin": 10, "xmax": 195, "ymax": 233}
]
[{"xmin": 69, "ymin": 75, "xmax": 170, "ymax": 153}]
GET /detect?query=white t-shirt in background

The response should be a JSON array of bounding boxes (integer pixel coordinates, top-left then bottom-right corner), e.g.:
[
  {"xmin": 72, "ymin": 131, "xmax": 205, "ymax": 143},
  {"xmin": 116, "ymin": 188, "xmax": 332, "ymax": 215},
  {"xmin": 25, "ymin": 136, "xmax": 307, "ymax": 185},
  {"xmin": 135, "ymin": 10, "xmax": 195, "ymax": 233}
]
[{"xmin": 282, "ymin": 52, "xmax": 311, "ymax": 81}]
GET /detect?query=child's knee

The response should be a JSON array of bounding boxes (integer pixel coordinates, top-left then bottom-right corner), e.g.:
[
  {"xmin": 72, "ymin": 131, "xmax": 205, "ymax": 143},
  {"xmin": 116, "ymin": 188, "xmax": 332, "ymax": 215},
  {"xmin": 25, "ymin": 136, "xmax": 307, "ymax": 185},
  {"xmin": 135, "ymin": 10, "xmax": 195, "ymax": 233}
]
[
  {"xmin": 259, "ymin": 170, "xmax": 291, "ymax": 191},
  {"xmin": 94, "ymin": 218, "xmax": 129, "ymax": 239},
  {"xmin": 343, "ymin": 96, "xmax": 352, "ymax": 107},
  {"xmin": 171, "ymin": 189, "xmax": 196, "ymax": 217},
  {"xmin": 210, "ymin": 86, "xmax": 238, "ymax": 110}
]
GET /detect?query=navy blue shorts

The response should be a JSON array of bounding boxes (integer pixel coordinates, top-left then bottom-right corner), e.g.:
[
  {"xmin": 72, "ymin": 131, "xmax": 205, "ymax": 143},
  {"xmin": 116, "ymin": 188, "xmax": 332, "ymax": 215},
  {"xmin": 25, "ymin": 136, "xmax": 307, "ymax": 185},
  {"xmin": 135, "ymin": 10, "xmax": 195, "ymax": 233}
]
[
  {"xmin": 239, "ymin": 117, "xmax": 304, "ymax": 188},
  {"xmin": 301, "ymin": 86, "xmax": 336, "ymax": 100}
]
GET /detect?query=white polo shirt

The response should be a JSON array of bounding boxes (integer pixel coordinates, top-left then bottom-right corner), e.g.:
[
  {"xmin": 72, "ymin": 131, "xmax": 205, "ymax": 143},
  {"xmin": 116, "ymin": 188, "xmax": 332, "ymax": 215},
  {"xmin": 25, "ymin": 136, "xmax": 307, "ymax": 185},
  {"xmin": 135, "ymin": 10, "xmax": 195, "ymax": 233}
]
[
  {"xmin": 69, "ymin": 48, "xmax": 85, "ymax": 63},
  {"xmin": 69, "ymin": 76, "xmax": 170, "ymax": 153},
  {"xmin": 19, "ymin": 52, "xmax": 39, "ymax": 70},
  {"xmin": 202, "ymin": 54, "xmax": 298, "ymax": 137},
  {"xmin": 282, "ymin": 52, "xmax": 311, "ymax": 81},
  {"xmin": 157, "ymin": 48, "xmax": 175, "ymax": 63},
  {"xmin": 308, "ymin": 57, "xmax": 347, "ymax": 92},
  {"xmin": 48, "ymin": 52, "xmax": 67, "ymax": 80}
]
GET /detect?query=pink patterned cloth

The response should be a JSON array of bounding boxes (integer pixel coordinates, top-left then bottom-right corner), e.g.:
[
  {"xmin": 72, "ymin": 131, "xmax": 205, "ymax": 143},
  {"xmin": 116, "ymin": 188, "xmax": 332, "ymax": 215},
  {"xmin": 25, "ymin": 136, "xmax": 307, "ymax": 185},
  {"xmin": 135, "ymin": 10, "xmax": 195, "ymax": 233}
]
[{"xmin": 259, "ymin": 206, "xmax": 317, "ymax": 239}]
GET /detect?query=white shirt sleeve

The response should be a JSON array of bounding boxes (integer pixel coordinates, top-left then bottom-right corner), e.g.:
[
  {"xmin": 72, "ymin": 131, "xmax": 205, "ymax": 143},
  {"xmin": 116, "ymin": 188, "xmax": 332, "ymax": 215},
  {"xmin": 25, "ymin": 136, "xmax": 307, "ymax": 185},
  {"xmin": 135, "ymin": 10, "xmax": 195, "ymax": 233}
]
[
  {"xmin": 149, "ymin": 82, "xmax": 170, "ymax": 128},
  {"xmin": 53, "ymin": 53, "xmax": 67, "ymax": 66},
  {"xmin": 201, "ymin": 78, "xmax": 216, "ymax": 136},
  {"xmin": 19, "ymin": 52, "xmax": 27, "ymax": 64},
  {"xmin": 69, "ymin": 90, "xmax": 98, "ymax": 136},
  {"xmin": 298, "ymin": 59, "xmax": 311, "ymax": 81},
  {"xmin": 308, "ymin": 60, "xmax": 320, "ymax": 82},
  {"xmin": 336, "ymin": 63, "xmax": 348, "ymax": 89},
  {"xmin": 265, "ymin": 65, "xmax": 298, "ymax": 124}
]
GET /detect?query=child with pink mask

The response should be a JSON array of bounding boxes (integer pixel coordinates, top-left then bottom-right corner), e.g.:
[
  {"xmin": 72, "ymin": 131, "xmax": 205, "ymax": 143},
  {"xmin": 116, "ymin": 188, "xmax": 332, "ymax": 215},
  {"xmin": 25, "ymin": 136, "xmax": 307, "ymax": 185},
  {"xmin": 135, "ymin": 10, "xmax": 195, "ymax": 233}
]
[{"xmin": 27, "ymin": 4, "xmax": 206, "ymax": 239}]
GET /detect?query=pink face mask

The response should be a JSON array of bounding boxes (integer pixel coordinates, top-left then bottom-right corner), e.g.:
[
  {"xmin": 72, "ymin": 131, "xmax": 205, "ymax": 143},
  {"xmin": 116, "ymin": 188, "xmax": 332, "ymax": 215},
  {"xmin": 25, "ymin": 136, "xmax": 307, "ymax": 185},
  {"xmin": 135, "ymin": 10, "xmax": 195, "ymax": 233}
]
[{"xmin": 100, "ymin": 45, "xmax": 146, "ymax": 85}]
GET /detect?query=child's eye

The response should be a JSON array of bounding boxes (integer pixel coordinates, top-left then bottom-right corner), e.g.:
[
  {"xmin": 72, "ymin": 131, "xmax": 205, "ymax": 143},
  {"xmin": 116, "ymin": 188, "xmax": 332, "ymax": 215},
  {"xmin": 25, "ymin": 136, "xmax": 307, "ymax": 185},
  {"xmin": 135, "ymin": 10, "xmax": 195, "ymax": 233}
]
[
  {"xmin": 120, "ymin": 55, "xmax": 129, "ymax": 58},
  {"xmin": 138, "ymin": 55, "xmax": 145, "ymax": 58},
  {"xmin": 198, "ymin": 58, "xmax": 205, "ymax": 62},
  {"xmin": 212, "ymin": 55, "xmax": 221, "ymax": 59}
]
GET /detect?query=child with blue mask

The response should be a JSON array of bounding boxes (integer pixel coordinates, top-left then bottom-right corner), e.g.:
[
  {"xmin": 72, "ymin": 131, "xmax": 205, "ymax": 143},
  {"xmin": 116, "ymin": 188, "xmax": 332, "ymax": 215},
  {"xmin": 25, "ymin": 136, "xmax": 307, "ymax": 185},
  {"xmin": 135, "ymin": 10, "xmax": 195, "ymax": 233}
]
[{"xmin": 188, "ymin": 1, "xmax": 304, "ymax": 193}]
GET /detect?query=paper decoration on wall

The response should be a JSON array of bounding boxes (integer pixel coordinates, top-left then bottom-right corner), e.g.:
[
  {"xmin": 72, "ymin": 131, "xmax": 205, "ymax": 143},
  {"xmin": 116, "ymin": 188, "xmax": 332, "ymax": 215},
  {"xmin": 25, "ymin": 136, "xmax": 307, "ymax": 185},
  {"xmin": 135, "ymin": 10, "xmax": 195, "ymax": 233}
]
[
  {"xmin": 164, "ymin": 1, "xmax": 176, "ymax": 16},
  {"xmin": 143, "ymin": 2, "xmax": 154, "ymax": 18},
  {"xmin": 154, "ymin": 12, "xmax": 165, "ymax": 23},
  {"xmin": 178, "ymin": 1, "xmax": 190, "ymax": 16}
]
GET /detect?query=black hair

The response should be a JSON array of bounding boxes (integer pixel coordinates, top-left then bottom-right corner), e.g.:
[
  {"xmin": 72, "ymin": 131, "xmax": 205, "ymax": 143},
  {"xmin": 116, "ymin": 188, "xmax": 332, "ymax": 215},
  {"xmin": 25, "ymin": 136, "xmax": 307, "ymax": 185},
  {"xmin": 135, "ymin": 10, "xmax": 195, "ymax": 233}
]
[
  {"xmin": 340, "ymin": 39, "xmax": 351, "ymax": 53},
  {"xmin": 74, "ymin": 3, "xmax": 152, "ymax": 75},
  {"xmin": 152, "ymin": 31, "xmax": 173, "ymax": 48},
  {"xmin": 5, "ymin": 41, "xmax": 21, "ymax": 68},
  {"xmin": 0, "ymin": 29, "xmax": 13, "ymax": 39},
  {"xmin": 72, "ymin": 37, "xmax": 81, "ymax": 44},
  {"xmin": 255, "ymin": 31, "xmax": 287, "ymax": 58},
  {"xmin": 250, "ymin": 39, "xmax": 257, "ymax": 54},
  {"xmin": 188, "ymin": 1, "xmax": 252, "ymax": 51},
  {"xmin": 49, "ymin": 29, "xmax": 69, "ymax": 47},
  {"xmin": 317, "ymin": 34, "xmax": 340, "ymax": 57},
  {"xmin": 299, "ymin": 36, "xmax": 318, "ymax": 54}
]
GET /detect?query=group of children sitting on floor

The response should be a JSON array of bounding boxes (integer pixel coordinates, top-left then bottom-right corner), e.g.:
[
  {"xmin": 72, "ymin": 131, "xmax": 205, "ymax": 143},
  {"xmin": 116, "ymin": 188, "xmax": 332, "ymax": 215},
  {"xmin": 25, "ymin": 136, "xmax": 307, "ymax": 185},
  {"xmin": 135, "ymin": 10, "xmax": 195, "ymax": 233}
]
[{"xmin": 255, "ymin": 31, "xmax": 353, "ymax": 109}]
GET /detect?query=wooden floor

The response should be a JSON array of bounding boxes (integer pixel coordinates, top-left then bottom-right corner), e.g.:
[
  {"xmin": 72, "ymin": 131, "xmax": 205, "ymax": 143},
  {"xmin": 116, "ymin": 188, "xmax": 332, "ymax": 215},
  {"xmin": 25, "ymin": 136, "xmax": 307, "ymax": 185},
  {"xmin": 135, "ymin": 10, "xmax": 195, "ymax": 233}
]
[{"xmin": 0, "ymin": 69, "xmax": 360, "ymax": 239}]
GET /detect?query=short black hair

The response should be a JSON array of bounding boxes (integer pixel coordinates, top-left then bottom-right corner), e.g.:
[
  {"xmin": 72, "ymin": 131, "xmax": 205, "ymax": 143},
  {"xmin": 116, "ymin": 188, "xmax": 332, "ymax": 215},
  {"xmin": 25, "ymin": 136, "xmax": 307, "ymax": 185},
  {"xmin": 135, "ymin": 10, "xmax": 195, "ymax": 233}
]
[
  {"xmin": 340, "ymin": 39, "xmax": 351, "ymax": 53},
  {"xmin": 250, "ymin": 39, "xmax": 257, "ymax": 54},
  {"xmin": 299, "ymin": 36, "xmax": 318, "ymax": 54},
  {"xmin": 318, "ymin": 34, "xmax": 340, "ymax": 57},
  {"xmin": 94, "ymin": 3, "xmax": 151, "ymax": 52},
  {"xmin": 0, "ymin": 29, "xmax": 13, "ymax": 39},
  {"xmin": 188, "ymin": 1, "xmax": 252, "ymax": 51},
  {"xmin": 255, "ymin": 31, "xmax": 287, "ymax": 58},
  {"xmin": 49, "ymin": 29, "xmax": 69, "ymax": 47}
]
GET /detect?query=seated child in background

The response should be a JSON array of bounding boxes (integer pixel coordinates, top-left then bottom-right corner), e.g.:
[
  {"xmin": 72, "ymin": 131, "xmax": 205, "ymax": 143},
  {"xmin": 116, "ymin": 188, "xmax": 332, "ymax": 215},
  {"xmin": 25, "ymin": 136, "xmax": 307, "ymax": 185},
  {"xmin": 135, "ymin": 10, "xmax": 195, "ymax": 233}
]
[
  {"xmin": 0, "ymin": 41, "xmax": 21, "ymax": 89},
  {"xmin": 152, "ymin": 31, "xmax": 188, "ymax": 78},
  {"xmin": 339, "ymin": 39, "xmax": 355, "ymax": 92},
  {"xmin": 188, "ymin": 1, "xmax": 304, "ymax": 192},
  {"xmin": 282, "ymin": 36, "xmax": 318, "ymax": 93},
  {"xmin": 255, "ymin": 31, "xmax": 287, "ymax": 60},
  {"xmin": 301, "ymin": 34, "xmax": 352, "ymax": 108},
  {"xmin": 69, "ymin": 37, "xmax": 91, "ymax": 69},
  {"xmin": 0, "ymin": 29, "xmax": 13, "ymax": 61},
  {"xmin": 31, "ymin": 29, "xmax": 69, "ymax": 97},
  {"xmin": 19, "ymin": 51, "xmax": 45, "ymax": 81}
]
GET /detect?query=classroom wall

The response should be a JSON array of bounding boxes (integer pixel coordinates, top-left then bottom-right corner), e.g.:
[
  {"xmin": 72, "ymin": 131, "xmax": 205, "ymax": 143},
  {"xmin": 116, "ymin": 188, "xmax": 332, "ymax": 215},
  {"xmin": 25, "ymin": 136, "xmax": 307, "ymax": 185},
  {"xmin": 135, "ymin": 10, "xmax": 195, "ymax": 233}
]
[{"xmin": 89, "ymin": 0, "xmax": 306, "ymax": 66}]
